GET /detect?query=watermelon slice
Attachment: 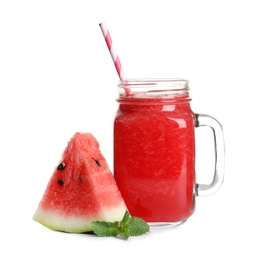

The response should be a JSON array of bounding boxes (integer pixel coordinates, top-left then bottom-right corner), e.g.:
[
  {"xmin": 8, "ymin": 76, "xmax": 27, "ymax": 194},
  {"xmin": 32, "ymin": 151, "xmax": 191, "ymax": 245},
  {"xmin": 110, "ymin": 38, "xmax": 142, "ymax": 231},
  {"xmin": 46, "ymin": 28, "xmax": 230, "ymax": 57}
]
[{"xmin": 33, "ymin": 132, "xmax": 127, "ymax": 233}]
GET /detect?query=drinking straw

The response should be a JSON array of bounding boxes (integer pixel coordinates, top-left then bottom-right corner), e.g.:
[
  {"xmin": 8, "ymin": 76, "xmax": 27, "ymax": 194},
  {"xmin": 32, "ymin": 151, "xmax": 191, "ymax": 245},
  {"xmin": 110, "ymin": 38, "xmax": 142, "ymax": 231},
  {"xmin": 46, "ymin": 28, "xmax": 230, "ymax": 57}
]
[{"xmin": 99, "ymin": 22, "xmax": 130, "ymax": 95}]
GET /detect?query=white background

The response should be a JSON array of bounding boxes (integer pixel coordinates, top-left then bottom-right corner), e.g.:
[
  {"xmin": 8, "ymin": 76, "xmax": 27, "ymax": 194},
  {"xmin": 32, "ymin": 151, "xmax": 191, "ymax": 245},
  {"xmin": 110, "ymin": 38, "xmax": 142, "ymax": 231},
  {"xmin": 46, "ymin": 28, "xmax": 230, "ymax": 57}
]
[{"xmin": 1, "ymin": 0, "xmax": 259, "ymax": 259}]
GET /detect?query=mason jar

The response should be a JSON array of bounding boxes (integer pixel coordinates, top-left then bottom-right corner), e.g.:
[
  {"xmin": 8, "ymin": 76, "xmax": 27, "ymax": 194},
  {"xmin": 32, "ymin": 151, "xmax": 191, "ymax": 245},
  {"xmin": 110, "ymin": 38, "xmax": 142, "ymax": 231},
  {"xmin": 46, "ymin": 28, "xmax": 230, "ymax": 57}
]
[{"xmin": 114, "ymin": 79, "xmax": 225, "ymax": 227}]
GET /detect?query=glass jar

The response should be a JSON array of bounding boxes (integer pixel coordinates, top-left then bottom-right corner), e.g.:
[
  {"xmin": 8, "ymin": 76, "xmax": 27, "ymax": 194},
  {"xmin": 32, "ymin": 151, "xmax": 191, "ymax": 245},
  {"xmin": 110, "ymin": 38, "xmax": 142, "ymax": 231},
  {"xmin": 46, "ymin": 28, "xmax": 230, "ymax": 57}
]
[{"xmin": 114, "ymin": 79, "xmax": 225, "ymax": 227}]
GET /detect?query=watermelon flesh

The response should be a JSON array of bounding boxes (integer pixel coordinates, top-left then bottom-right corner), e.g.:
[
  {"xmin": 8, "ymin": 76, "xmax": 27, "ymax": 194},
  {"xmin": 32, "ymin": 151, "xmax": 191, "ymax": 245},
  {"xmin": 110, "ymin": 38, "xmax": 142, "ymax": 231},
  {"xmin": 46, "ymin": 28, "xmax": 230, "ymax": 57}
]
[{"xmin": 33, "ymin": 132, "xmax": 127, "ymax": 233}]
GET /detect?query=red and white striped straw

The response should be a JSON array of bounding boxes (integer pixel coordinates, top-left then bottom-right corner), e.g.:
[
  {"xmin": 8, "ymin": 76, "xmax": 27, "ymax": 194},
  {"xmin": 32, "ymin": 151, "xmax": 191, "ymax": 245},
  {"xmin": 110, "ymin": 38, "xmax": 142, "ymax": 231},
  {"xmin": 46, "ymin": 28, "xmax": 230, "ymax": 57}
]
[{"xmin": 99, "ymin": 22, "xmax": 130, "ymax": 95}]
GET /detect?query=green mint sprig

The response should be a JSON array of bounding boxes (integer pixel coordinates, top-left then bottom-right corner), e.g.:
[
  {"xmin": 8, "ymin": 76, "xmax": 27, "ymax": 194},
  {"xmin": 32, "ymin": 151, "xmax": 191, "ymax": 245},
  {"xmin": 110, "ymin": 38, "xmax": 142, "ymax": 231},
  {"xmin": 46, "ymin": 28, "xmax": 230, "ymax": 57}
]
[{"xmin": 91, "ymin": 211, "xmax": 150, "ymax": 240}]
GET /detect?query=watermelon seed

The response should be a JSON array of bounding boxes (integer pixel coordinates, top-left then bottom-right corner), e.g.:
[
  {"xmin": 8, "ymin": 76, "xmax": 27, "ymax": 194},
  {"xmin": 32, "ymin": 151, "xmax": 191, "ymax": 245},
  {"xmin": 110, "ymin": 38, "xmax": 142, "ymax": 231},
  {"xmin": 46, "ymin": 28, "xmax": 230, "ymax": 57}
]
[
  {"xmin": 57, "ymin": 179, "xmax": 64, "ymax": 186},
  {"xmin": 78, "ymin": 176, "xmax": 83, "ymax": 183},
  {"xmin": 93, "ymin": 159, "xmax": 101, "ymax": 167},
  {"xmin": 57, "ymin": 162, "xmax": 66, "ymax": 170}
]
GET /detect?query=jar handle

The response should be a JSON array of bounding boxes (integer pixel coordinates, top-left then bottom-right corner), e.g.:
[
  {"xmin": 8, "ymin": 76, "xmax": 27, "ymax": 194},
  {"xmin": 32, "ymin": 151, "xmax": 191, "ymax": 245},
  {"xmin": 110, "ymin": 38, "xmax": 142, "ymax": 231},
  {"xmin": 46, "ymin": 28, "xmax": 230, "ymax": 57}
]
[{"xmin": 195, "ymin": 114, "xmax": 225, "ymax": 196}]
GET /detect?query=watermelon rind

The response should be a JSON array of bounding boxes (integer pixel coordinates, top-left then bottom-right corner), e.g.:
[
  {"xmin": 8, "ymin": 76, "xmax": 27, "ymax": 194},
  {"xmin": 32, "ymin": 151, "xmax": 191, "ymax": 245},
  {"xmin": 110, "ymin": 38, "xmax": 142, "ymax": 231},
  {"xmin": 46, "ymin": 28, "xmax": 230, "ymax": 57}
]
[{"xmin": 33, "ymin": 204, "xmax": 126, "ymax": 233}]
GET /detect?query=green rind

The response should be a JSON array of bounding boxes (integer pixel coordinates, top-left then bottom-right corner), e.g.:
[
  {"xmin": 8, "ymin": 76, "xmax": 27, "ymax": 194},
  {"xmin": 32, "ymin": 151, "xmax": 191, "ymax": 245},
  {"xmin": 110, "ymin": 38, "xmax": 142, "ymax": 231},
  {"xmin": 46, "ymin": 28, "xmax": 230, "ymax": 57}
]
[{"xmin": 33, "ymin": 204, "xmax": 126, "ymax": 233}]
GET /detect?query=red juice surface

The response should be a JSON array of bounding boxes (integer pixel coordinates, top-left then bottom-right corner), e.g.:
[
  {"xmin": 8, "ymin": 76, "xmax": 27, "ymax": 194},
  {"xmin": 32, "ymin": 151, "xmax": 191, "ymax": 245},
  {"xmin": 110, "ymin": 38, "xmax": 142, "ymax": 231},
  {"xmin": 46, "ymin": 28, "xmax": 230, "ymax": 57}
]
[{"xmin": 114, "ymin": 95, "xmax": 196, "ymax": 222}]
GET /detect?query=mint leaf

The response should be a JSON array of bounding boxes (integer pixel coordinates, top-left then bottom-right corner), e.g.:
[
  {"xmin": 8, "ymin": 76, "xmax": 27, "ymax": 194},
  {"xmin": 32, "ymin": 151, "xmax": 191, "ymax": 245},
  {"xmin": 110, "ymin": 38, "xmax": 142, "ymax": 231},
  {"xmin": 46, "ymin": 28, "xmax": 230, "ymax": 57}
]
[
  {"xmin": 118, "ymin": 211, "xmax": 132, "ymax": 239},
  {"xmin": 91, "ymin": 221, "xmax": 119, "ymax": 237},
  {"xmin": 127, "ymin": 217, "xmax": 150, "ymax": 237},
  {"xmin": 120, "ymin": 210, "xmax": 131, "ymax": 227},
  {"xmin": 91, "ymin": 211, "xmax": 150, "ymax": 240}
]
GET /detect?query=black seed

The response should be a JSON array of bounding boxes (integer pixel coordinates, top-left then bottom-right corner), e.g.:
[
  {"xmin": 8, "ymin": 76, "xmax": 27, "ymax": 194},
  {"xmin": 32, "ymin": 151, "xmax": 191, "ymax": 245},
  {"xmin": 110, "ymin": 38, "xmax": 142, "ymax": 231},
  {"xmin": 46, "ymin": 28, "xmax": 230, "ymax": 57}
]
[
  {"xmin": 93, "ymin": 159, "xmax": 101, "ymax": 167},
  {"xmin": 78, "ymin": 176, "xmax": 83, "ymax": 183},
  {"xmin": 57, "ymin": 162, "xmax": 66, "ymax": 170},
  {"xmin": 57, "ymin": 179, "xmax": 64, "ymax": 186}
]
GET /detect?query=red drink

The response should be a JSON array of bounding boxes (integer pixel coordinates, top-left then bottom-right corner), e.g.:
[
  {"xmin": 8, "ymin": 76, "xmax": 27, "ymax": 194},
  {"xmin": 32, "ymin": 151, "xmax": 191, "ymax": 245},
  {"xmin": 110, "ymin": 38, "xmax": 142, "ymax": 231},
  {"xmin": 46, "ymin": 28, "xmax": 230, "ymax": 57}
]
[
  {"xmin": 114, "ymin": 79, "xmax": 196, "ymax": 225},
  {"xmin": 114, "ymin": 79, "xmax": 225, "ymax": 227}
]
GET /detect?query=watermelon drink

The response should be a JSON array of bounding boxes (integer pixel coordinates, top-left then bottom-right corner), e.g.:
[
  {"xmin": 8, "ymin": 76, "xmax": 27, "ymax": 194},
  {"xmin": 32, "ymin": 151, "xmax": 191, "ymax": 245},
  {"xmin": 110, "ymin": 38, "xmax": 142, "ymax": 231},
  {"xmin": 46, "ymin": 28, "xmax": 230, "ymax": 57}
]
[{"xmin": 114, "ymin": 79, "xmax": 225, "ymax": 227}]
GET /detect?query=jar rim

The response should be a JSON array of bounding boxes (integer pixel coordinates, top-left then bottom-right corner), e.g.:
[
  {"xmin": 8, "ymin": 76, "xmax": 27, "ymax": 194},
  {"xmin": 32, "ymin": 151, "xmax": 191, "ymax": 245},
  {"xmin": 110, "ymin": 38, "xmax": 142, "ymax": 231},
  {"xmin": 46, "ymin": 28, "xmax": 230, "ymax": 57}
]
[
  {"xmin": 117, "ymin": 78, "xmax": 189, "ymax": 98},
  {"xmin": 118, "ymin": 78, "xmax": 189, "ymax": 87}
]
